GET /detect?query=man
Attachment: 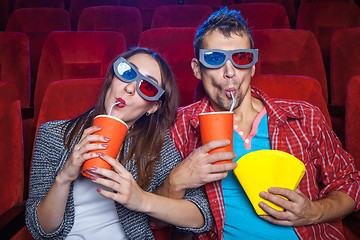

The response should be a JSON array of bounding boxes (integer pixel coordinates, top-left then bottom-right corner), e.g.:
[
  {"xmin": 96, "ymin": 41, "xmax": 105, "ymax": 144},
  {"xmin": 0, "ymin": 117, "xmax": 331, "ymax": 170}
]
[{"xmin": 157, "ymin": 7, "xmax": 360, "ymax": 239}]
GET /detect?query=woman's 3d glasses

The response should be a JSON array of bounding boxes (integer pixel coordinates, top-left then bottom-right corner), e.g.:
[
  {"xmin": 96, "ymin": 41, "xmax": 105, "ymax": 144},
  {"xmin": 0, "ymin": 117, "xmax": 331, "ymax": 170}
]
[
  {"xmin": 199, "ymin": 49, "xmax": 259, "ymax": 69},
  {"xmin": 113, "ymin": 57, "xmax": 165, "ymax": 101}
]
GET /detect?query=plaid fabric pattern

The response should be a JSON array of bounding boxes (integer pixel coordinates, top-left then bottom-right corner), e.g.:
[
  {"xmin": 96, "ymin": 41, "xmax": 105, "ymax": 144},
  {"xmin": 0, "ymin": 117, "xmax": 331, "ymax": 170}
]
[{"xmin": 171, "ymin": 86, "xmax": 360, "ymax": 240}]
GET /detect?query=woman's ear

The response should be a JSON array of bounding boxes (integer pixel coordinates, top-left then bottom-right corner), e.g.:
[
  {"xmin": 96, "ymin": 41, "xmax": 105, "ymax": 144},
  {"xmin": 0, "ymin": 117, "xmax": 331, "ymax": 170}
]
[
  {"xmin": 147, "ymin": 100, "xmax": 162, "ymax": 115},
  {"xmin": 191, "ymin": 58, "xmax": 202, "ymax": 80}
]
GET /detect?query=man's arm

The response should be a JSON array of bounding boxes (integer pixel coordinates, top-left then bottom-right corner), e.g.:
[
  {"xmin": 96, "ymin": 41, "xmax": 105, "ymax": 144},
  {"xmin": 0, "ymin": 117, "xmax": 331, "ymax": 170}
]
[
  {"xmin": 258, "ymin": 188, "xmax": 356, "ymax": 227},
  {"xmin": 155, "ymin": 139, "xmax": 237, "ymax": 199}
]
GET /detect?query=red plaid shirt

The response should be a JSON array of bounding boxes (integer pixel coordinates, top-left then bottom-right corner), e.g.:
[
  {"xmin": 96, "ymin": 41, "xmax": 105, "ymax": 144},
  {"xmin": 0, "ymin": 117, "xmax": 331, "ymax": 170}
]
[{"xmin": 170, "ymin": 87, "xmax": 360, "ymax": 240}]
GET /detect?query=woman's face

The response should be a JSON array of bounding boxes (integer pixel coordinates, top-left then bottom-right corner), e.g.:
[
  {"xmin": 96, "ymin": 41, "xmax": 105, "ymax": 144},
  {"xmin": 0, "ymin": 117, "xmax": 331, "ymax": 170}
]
[{"xmin": 104, "ymin": 53, "xmax": 163, "ymax": 127}]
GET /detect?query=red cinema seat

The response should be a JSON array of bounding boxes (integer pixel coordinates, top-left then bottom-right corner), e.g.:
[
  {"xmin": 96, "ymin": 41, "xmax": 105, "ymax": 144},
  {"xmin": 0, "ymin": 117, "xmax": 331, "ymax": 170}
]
[
  {"xmin": 297, "ymin": 2, "xmax": 360, "ymax": 81},
  {"xmin": 0, "ymin": 82, "xmax": 24, "ymax": 216},
  {"xmin": 252, "ymin": 29, "xmax": 328, "ymax": 103},
  {"xmin": 138, "ymin": 27, "xmax": 199, "ymax": 107},
  {"xmin": 345, "ymin": 75, "xmax": 360, "ymax": 170},
  {"xmin": 184, "ymin": 0, "xmax": 235, "ymax": 10},
  {"xmin": 78, "ymin": 6, "xmax": 142, "ymax": 48},
  {"xmin": 36, "ymin": 78, "xmax": 104, "ymax": 134},
  {"xmin": 6, "ymin": 8, "xmax": 71, "ymax": 81},
  {"xmin": 228, "ymin": 3, "xmax": 290, "ymax": 29},
  {"xmin": 238, "ymin": 0, "xmax": 296, "ymax": 28},
  {"xmin": 69, "ymin": 0, "xmax": 120, "ymax": 30},
  {"xmin": 330, "ymin": 27, "xmax": 360, "ymax": 107},
  {"xmin": 151, "ymin": 5, "xmax": 213, "ymax": 28},
  {"xmin": 0, "ymin": 32, "xmax": 30, "ymax": 109}
]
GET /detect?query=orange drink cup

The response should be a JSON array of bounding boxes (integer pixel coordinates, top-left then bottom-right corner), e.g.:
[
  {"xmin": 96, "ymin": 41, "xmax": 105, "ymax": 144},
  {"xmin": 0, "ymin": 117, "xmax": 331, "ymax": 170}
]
[
  {"xmin": 82, "ymin": 115, "xmax": 128, "ymax": 178},
  {"xmin": 199, "ymin": 111, "xmax": 234, "ymax": 164}
]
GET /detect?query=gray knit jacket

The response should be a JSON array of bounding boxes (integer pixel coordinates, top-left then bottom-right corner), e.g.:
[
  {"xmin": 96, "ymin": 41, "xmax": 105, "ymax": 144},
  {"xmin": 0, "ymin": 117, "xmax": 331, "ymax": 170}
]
[{"xmin": 26, "ymin": 120, "xmax": 213, "ymax": 240}]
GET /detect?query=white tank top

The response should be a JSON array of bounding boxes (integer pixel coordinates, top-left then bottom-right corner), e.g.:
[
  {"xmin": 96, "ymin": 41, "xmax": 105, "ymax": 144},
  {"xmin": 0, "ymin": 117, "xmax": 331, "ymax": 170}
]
[{"xmin": 66, "ymin": 175, "xmax": 128, "ymax": 240}]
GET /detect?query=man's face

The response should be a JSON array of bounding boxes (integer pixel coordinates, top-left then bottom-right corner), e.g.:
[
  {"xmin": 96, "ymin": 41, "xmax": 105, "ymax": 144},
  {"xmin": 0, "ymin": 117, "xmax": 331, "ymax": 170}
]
[{"xmin": 192, "ymin": 30, "xmax": 255, "ymax": 112}]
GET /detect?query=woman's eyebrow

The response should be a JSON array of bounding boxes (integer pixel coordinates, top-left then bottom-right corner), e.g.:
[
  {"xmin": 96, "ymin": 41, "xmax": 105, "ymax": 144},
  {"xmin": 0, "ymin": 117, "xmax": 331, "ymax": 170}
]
[{"xmin": 131, "ymin": 62, "xmax": 159, "ymax": 84}]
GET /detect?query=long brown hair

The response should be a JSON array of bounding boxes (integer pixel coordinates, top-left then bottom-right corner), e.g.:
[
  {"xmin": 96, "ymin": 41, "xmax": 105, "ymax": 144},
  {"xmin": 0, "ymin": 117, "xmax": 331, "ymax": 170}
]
[{"xmin": 63, "ymin": 47, "xmax": 179, "ymax": 190}]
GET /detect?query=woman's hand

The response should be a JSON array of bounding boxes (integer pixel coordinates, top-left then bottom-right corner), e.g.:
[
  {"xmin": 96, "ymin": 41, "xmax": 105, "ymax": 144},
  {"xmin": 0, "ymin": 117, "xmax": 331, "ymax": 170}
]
[
  {"xmin": 57, "ymin": 125, "xmax": 109, "ymax": 183},
  {"xmin": 90, "ymin": 153, "xmax": 150, "ymax": 213}
]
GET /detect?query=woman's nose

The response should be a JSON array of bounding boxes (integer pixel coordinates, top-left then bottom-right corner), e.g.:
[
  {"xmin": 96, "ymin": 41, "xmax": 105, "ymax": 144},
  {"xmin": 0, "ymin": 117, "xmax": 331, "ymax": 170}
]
[{"xmin": 124, "ymin": 81, "xmax": 136, "ymax": 95}]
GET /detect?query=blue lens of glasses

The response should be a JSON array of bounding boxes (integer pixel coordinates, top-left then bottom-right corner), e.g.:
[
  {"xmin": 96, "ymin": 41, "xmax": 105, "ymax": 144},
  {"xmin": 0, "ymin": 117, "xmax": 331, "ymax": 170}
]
[
  {"xmin": 117, "ymin": 62, "xmax": 137, "ymax": 80},
  {"xmin": 204, "ymin": 51, "xmax": 226, "ymax": 65}
]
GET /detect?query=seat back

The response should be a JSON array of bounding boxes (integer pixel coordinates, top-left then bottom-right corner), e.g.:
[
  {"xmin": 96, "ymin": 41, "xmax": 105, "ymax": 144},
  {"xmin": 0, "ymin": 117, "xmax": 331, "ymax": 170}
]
[
  {"xmin": 36, "ymin": 78, "xmax": 104, "ymax": 133},
  {"xmin": 193, "ymin": 74, "xmax": 331, "ymax": 125},
  {"xmin": 183, "ymin": 0, "xmax": 235, "ymax": 10},
  {"xmin": 34, "ymin": 31, "xmax": 126, "ymax": 120},
  {"xmin": 151, "ymin": 5, "xmax": 213, "ymax": 28},
  {"xmin": 239, "ymin": 0, "xmax": 296, "ymax": 28},
  {"xmin": 69, "ymin": 0, "xmax": 120, "ymax": 30},
  {"xmin": 6, "ymin": 8, "xmax": 71, "ymax": 80},
  {"xmin": 0, "ymin": 82, "xmax": 24, "ymax": 215},
  {"xmin": 330, "ymin": 27, "xmax": 360, "ymax": 106},
  {"xmin": 228, "ymin": 3, "xmax": 290, "ymax": 29},
  {"xmin": 138, "ymin": 27, "xmax": 199, "ymax": 107},
  {"xmin": 78, "ymin": 6, "xmax": 142, "ymax": 48},
  {"xmin": 297, "ymin": 2, "xmax": 360, "ymax": 79},
  {"xmin": 0, "ymin": 32, "xmax": 30, "ymax": 108},
  {"xmin": 253, "ymin": 29, "xmax": 328, "ymax": 103},
  {"xmin": 345, "ymin": 75, "xmax": 360, "ymax": 170}
]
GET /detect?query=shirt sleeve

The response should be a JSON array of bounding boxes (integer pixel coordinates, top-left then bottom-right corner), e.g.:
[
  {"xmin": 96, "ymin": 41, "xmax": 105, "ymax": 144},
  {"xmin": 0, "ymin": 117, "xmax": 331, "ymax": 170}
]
[
  {"xmin": 25, "ymin": 121, "xmax": 74, "ymax": 239},
  {"xmin": 312, "ymin": 109, "xmax": 360, "ymax": 211}
]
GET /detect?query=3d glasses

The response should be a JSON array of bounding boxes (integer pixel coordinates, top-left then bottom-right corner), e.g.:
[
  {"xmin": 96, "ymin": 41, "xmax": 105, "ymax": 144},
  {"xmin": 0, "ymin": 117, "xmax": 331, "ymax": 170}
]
[
  {"xmin": 113, "ymin": 57, "xmax": 165, "ymax": 101},
  {"xmin": 199, "ymin": 49, "xmax": 259, "ymax": 69}
]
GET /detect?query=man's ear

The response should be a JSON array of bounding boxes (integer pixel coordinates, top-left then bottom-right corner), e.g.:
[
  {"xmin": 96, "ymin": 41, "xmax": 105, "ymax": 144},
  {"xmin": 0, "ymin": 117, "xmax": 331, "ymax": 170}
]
[
  {"xmin": 191, "ymin": 58, "xmax": 202, "ymax": 80},
  {"xmin": 251, "ymin": 64, "xmax": 256, "ymax": 77}
]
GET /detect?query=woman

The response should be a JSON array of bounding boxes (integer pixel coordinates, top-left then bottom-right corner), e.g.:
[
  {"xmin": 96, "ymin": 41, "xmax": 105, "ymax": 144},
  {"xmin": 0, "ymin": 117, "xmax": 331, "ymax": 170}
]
[{"xmin": 26, "ymin": 48, "xmax": 213, "ymax": 239}]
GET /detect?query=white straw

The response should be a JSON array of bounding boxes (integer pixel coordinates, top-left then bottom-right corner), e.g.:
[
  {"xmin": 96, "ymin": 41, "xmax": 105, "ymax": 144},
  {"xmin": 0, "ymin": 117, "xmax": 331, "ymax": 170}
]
[
  {"xmin": 230, "ymin": 91, "xmax": 235, "ymax": 112},
  {"xmin": 109, "ymin": 102, "xmax": 121, "ymax": 116}
]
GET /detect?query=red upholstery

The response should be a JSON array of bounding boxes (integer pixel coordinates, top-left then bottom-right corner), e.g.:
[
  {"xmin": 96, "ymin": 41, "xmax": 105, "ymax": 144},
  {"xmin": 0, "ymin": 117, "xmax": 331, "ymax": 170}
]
[
  {"xmin": 6, "ymin": 8, "xmax": 71, "ymax": 80},
  {"xmin": 36, "ymin": 78, "xmax": 104, "ymax": 133},
  {"xmin": 151, "ymin": 5, "xmax": 213, "ymax": 28},
  {"xmin": 238, "ymin": 0, "xmax": 296, "ymax": 28},
  {"xmin": 138, "ymin": 27, "xmax": 199, "ymax": 107},
  {"xmin": 0, "ymin": 0, "xmax": 9, "ymax": 30},
  {"xmin": 14, "ymin": 0, "xmax": 64, "ymax": 9},
  {"xmin": 228, "ymin": 3, "xmax": 290, "ymax": 29},
  {"xmin": 0, "ymin": 82, "xmax": 24, "ymax": 215},
  {"xmin": 69, "ymin": 0, "xmax": 120, "ymax": 30},
  {"xmin": 0, "ymin": 32, "xmax": 30, "ymax": 108},
  {"xmin": 78, "ymin": 6, "xmax": 142, "ymax": 48},
  {"xmin": 34, "ymin": 31, "xmax": 126, "ymax": 120},
  {"xmin": 297, "ymin": 2, "xmax": 360, "ymax": 80},
  {"xmin": 123, "ymin": 0, "xmax": 179, "ymax": 30},
  {"xmin": 330, "ymin": 27, "xmax": 360, "ymax": 106},
  {"xmin": 193, "ymin": 74, "xmax": 331, "ymax": 125},
  {"xmin": 345, "ymin": 76, "xmax": 360, "ymax": 170},
  {"xmin": 252, "ymin": 29, "xmax": 328, "ymax": 103},
  {"xmin": 184, "ymin": 0, "xmax": 235, "ymax": 10}
]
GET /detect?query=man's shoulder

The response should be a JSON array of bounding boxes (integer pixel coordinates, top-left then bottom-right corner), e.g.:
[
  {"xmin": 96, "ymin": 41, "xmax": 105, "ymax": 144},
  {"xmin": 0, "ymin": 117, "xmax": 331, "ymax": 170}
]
[{"xmin": 175, "ymin": 101, "xmax": 202, "ymax": 123}]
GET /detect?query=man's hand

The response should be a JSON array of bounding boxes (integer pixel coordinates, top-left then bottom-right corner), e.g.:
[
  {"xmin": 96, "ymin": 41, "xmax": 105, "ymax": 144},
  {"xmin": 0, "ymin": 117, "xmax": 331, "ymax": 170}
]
[
  {"xmin": 162, "ymin": 139, "xmax": 237, "ymax": 198},
  {"xmin": 258, "ymin": 188, "xmax": 356, "ymax": 227}
]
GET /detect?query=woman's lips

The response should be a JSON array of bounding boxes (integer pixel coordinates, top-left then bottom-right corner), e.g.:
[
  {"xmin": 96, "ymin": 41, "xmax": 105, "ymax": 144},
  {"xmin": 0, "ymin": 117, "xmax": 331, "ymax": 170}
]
[{"xmin": 116, "ymin": 98, "xmax": 126, "ymax": 108}]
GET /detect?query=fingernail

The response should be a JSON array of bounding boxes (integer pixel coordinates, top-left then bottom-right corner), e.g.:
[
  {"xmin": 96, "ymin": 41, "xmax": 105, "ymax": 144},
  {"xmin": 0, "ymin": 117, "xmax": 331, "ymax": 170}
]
[
  {"xmin": 97, "ymin": 188, "xmax": 101, "ymax": 193},
  {"xmin": 97, "ymin": 152, "xmax": 105, "ymax": 157},
  {"xmin": 101, "ymin": 144, "xmax": 108, "ymax": 148},
  {"xmin": 259, "ymin": 192, "xmax": 265, "ymax": 197},
  {"xmin": 104, "ymin": 137, "xmax": 109, "ymax": 142},
  {"xmin": 91, "ymin": 176, "xmax": 97, "ymax": 181},
  {"xmin": 90, "ymin": 166, "xmax": 97, "ymax": 171},
  {"xmin": 97, "ymin": 125, "xmax": 102, "ymax": 129}
]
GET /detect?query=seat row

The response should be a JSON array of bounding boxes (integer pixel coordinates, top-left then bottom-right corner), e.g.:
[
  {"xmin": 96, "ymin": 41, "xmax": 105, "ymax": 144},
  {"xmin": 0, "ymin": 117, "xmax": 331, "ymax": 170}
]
[{"xmin": 2, "ymin": 73, "xmax": 360, "ymax": 239}]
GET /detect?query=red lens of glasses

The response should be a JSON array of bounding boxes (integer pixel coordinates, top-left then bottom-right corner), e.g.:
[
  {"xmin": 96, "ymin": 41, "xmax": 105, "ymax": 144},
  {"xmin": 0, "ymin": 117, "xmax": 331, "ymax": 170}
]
[
  {"xmin": 139, "ymin": 80, "xmax": 158, "ymax": 97},
  {"xmin": 232, "ymin": 52, "xmax": 254, "ymax": 65}
]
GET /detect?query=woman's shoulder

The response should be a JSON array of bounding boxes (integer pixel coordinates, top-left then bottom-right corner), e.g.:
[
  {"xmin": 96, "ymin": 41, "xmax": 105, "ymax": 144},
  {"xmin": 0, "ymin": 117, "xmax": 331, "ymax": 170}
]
[{"xmin": 37, "ymin": 120, "xmax": 71, "ymax": 141}]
